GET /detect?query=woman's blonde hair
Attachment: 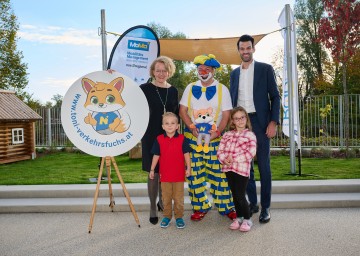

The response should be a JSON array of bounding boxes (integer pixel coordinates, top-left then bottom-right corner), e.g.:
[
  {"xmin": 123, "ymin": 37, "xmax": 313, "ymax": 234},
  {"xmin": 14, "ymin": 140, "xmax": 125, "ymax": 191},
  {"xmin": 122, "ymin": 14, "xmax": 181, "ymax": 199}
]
[
  {"xmin": 229, "ymin": 106, "xmax": 252, "ymax": 131},
  {"xmin": 149, "ymin": 56, "xmax": 176, "ymax": 79}
]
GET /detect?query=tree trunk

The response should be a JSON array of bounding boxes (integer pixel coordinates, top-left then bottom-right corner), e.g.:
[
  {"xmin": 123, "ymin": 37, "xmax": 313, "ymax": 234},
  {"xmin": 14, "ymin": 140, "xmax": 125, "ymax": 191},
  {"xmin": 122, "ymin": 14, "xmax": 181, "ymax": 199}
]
[{"xmin": 342, "ymin": 63, "xmax": 349, "ymax": 158}]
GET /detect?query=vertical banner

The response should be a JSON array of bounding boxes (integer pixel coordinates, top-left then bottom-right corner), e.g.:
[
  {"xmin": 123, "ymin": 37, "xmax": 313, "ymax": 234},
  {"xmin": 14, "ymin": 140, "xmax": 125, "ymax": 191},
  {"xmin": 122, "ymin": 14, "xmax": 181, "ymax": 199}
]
[
  {"xmin": 278, "ymin": 7, "xmax": 301, "ymax": 146},
  {"xmin": 107, "ymin": 25, "xmax": 160, "ymax": 85}
]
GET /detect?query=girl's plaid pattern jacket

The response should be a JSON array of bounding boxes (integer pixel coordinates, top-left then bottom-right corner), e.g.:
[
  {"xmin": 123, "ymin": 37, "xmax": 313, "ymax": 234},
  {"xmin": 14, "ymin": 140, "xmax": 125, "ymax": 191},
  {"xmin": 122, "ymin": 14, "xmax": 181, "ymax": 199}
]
[{"xmin": 217, "ymin": 129, "xmax": 257, "ymax": 177}]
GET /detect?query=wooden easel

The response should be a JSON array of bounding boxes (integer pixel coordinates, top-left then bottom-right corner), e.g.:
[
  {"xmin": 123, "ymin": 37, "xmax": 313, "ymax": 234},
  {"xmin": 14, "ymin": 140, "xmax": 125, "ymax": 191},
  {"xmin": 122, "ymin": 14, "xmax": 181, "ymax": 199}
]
[{"xmin": 88, "ymin": 156, "xmax": 140, "ymax": 233}]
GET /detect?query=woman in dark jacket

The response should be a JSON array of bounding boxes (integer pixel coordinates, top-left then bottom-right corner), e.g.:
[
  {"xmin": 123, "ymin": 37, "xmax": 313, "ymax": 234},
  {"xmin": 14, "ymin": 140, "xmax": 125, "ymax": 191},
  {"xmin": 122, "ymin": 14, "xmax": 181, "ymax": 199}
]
[{"xmin": 140, "ymin": 56, "xmax": 179, "ymax": 224}]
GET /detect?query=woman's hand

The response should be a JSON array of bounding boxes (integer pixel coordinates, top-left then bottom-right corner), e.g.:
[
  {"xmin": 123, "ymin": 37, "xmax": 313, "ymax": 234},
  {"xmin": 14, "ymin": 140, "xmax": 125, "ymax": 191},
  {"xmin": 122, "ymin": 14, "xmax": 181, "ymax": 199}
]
[{"xmin": 149, "ymin": 170, "xmax": 155, "ymax": 179}]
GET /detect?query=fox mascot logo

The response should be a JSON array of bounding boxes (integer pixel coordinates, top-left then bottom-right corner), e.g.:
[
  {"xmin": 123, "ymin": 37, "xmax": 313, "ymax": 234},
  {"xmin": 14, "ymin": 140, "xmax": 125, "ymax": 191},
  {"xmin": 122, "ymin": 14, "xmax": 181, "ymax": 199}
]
[
  {"xmin": 190, "ymin": 107, "xmax": 217, "ymax": 153},
  {"xmin": 82, "ymin": 77, "xmax": 131, "ymax": 135}
]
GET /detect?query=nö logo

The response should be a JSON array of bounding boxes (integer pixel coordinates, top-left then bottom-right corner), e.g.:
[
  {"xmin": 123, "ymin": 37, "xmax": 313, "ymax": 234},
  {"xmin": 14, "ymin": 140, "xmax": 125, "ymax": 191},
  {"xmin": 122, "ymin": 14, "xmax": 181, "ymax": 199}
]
[{"xmin": 128, "ymin": 40, "xmax": 150, "ymax": 51}]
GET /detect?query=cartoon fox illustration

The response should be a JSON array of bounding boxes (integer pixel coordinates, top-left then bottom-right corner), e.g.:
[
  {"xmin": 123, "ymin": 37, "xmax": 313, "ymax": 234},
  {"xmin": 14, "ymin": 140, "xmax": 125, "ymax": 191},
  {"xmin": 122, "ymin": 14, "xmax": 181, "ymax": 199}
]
[
  {"xmin": 82, "ymin": 77, "xmax": 131, "ymax": 135},
  {"xmin": 190, "ymin": 107, "xmax": 217, "ymax": 153}
]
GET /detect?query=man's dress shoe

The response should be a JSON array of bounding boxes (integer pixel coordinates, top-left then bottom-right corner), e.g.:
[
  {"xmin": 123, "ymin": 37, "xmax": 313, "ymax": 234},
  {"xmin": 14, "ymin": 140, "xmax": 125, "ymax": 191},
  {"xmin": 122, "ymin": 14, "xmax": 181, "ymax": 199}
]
[{"xmin": 259, "ymin": 208, "xmax": 271, "ymax": 223}]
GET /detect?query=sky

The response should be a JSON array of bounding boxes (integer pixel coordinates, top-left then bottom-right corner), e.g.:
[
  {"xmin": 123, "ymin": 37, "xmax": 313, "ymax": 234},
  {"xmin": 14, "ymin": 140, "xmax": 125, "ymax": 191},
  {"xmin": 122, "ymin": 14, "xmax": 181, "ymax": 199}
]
[{"xmin": 11, "ymin": 0, "xmax": 295, "ymax": 104}]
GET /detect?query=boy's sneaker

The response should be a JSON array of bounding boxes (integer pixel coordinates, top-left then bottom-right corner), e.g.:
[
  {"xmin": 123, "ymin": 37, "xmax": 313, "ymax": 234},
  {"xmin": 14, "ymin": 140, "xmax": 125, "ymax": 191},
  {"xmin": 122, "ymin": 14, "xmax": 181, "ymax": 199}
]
[
  {"xmin": 229, "ymin": 217, "xmax": 243, "ymax": 230},
  {"xmin": 175, "ymin": 218, "xmax": 185, "ymax": 229},
  {"xmin": 239, "ymin": 219, "xmax": 253, "ymax": 232},
  {"xmin": 160, "ymin": 217, "xmax": 171, "ymax": 228}
]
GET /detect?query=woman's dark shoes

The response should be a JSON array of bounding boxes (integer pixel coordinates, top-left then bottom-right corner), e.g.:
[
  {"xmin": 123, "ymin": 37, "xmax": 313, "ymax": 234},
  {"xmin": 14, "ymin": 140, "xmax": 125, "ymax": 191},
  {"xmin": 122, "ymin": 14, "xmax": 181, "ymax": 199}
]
[
  {"xmin": 157, "ymin": 202, "xmax": 164, "ymax": 212},
  {"xmin": 259, "ymin": 208, "xmax": 271, "ymax": 223},
  {"xmin": 149, "ymin": 217, "xmax": 159, "ymax": 225}
]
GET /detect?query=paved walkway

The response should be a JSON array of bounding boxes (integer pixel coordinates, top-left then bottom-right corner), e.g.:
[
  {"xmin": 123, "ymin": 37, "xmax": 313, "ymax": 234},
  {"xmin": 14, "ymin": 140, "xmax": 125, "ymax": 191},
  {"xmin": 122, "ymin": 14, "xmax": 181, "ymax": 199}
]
[{"xmin": 1, "ymin": 208, "xmax": 359, "ymax": 256}]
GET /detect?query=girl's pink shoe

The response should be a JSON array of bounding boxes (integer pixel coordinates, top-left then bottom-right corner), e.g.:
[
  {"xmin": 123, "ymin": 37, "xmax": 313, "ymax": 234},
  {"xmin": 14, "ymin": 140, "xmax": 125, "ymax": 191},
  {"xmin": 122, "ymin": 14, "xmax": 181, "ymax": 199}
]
[
  {"xmin": 229, "ymin": 219, "xmax": 241, "ymax": 230},
  {"xmin": 239, "ymin": 219, "xmax": 253, "ymax": 232}
]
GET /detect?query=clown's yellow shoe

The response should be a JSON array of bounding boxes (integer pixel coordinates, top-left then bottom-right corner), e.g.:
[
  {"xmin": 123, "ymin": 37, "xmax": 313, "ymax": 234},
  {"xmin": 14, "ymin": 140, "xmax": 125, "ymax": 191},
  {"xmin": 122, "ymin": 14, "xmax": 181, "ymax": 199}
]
[
  {"xmin": 203, "ymin": 144, "xmax": 209, "ymax": 153},
  {"xmin": 196, "ymin": 145, "xmax": 203, "ymax": 152}
]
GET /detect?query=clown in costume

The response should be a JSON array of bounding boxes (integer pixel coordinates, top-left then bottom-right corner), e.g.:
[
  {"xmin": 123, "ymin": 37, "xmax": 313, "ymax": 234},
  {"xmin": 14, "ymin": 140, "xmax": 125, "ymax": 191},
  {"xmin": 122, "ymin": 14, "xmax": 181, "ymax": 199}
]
[{"xmin": 179, "ymin": 54, "xmax": 236, "ymax": 221}]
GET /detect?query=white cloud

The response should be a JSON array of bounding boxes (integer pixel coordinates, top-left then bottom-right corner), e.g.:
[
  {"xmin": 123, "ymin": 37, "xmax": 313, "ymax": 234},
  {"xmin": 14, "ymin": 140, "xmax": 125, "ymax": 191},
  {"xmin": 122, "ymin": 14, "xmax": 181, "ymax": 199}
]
[
  {"xmin": 18, "ymin": 24, "xmax": 100, "ymax": 46},
  {"xmin": 85, "ymin": 54, "xmax": 100, "ymax": 59},
  {"xmin": 21, "ymin": 24, "xmax": 37, "ymax": 29},
  {"xmin": 39, "ymin": 77, "xmax": 77, "ymax": 89}
]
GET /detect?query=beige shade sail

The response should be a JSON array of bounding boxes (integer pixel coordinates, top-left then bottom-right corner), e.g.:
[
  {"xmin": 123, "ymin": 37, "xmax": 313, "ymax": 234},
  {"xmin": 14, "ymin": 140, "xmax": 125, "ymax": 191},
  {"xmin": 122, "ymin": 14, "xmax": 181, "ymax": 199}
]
[{"xmin": 159, "ymin": 34, "xmax": 267, "ymax": 65}]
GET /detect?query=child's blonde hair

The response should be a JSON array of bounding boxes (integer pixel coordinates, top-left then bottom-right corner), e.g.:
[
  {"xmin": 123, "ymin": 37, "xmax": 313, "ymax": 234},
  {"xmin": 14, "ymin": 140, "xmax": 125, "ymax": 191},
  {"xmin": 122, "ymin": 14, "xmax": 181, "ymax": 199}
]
[
  {"xmin": 229, "ymin": 106, "xmax": 252, "ymax": 131},
  {"xmin": 162, "ymin": 112, "xmax": 179, "ymax": 124}
]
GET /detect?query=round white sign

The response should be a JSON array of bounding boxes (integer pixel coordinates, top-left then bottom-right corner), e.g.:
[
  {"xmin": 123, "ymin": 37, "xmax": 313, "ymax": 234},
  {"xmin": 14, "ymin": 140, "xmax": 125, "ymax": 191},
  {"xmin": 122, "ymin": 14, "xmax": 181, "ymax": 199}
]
[{"xmin": 61, "ymin": 70, "xmax": 149, "ymax": 157}]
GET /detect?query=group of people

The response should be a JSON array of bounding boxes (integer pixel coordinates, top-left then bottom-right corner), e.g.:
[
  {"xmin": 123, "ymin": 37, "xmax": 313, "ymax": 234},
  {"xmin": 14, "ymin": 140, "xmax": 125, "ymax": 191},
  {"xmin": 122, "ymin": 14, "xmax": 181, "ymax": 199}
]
[{"xmin": 140, "ymin": 34, "xmax": 280, "ymax": 232}]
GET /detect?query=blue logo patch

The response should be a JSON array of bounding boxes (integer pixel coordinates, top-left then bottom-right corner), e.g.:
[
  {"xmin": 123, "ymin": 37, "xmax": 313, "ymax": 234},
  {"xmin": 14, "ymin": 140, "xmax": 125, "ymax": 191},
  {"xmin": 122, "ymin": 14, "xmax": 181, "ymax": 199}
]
[{"xmin": 128, "ymin": 40, "xmax": 150, "ymax": 51}]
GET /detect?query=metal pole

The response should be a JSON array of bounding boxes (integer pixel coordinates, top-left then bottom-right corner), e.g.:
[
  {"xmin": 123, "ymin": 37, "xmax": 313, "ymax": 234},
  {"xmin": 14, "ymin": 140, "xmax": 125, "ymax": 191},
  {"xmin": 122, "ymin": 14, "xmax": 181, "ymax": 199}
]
[
  {"xmin": 291, "ymin": 6, "xmax": 302, "ymax": 175},
  {"xmin": 285, "ymin": 4, "xmax": 296, "ymax": 174},
  {"xmin": 339, "ymin": 95, "xmax": 344, "ymax": 147},
  {"xmin": 99, "ymin": 9, "xmax": 108, "ymax": 176},
  {"xmin": 47, "ymin": 108, "xmax": 52, "ymax": 147},
  {"xmin": 101, "ymin": 9, "xmax": 107, "ymax": 71}
]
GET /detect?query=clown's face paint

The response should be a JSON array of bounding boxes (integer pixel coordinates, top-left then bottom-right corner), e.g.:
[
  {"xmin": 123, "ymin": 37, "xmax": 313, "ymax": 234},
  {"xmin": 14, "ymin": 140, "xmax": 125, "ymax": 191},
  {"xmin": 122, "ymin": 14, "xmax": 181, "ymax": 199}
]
[{"xmin": 197, "ymin": 65, "xmax": 214, "ymax": 82}]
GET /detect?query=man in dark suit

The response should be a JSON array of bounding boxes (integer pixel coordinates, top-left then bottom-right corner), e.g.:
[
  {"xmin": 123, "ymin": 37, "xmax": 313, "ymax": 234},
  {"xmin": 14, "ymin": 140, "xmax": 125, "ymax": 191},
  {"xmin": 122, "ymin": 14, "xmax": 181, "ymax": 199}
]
[{"xmin": 230, "ymin": 34, "xmax": 280, "ymax": 223}]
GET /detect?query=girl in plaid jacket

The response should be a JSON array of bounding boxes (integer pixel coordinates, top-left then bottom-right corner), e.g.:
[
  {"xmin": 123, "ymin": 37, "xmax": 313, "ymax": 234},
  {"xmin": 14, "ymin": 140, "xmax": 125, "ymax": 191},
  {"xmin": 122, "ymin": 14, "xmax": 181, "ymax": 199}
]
[{"xmin": 217, "ymin": 106, "xmax": 257, "ymax": 232}]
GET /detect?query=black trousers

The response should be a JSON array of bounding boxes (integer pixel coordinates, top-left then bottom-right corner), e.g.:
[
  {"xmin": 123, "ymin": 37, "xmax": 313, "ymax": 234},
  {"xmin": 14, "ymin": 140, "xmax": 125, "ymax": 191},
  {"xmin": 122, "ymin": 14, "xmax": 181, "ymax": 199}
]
[{"xmin": 225, "ymin": 171, "xmax": 250, "ymax": 219}]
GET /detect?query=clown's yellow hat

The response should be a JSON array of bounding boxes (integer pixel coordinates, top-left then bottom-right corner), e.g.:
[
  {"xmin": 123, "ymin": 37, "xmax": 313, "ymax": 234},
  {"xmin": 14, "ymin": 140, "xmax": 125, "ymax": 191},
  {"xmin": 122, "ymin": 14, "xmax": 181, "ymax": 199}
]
[{"xmin": 193, "ymin": 54, "xmax": 221, "ymax": 69}]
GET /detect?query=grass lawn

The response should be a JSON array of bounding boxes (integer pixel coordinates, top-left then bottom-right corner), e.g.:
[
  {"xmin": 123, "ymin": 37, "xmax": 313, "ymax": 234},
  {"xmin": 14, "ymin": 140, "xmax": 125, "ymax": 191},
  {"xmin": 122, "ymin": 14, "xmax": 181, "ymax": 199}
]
[{"xmin": 0, "ymin": 152, "xmax": 359, "ymax": 185}]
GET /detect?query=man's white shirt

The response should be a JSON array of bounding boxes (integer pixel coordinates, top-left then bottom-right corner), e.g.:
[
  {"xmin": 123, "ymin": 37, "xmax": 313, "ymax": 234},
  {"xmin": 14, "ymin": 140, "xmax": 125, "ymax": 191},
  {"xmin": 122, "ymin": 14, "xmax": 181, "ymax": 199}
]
[{"xmin": 237, "ymin": 60, "xmax": 256, "ymax": 113}]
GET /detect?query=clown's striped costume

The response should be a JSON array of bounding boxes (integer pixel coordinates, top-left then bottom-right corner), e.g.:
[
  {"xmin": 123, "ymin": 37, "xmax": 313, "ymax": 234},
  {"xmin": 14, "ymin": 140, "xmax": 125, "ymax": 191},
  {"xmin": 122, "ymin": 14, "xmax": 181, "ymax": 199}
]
[
  {"xmin": 180, "ymin": 78, "xmax": 235, "ymax": 216},
  {"xmin": 179, "ymin": 54, "xmax": 236, "ymax": 219},
  {"xmin": 184, "ymin": 129, "xmax": 234, "ymax": 214}
]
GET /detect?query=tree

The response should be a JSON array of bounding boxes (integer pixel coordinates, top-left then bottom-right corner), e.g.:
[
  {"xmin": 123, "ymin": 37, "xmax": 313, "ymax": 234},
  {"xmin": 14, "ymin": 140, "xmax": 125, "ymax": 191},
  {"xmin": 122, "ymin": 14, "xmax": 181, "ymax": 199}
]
[
  {"xmin": 294, "ymin": 0, "xmax": 329, "ymax": 97},
  {"xmin": 147, "ymin": 22, "xmax": 189, "ymax": 95},
  {"xmin": 51, "ymin": 93, "xmax": 63, "ymax": 108},
  {"xmin": 147, "ymin": 22, "xmax": 233, "ymax": 95},
  {"xmin": 44, "ymin": 101, "xmax": 53, "ymax": 108},
  {"xmin": 312, "ymin": 58, "xmax": 339, "ymax": 94},
  {"xmin": 319, "ymin": 0, "xmax": 360, "ymax": 156},
  {"xmin": 0, "ymin": 0, "xmax": 28, "ymax": 96},
  {"xmin": 21, "ymin": 91, "xmax": 43, "ymax": 109},
  {"xmin": 147, "ymin": 21, "xmax": 173, "ymax": 38},
  {"xmin": 214, "ymin": 64, "xmax": 233, "ymax": 88},
  {"xmin": 271, "ymin": 47, "xmax": 285, "ymax": 96},
  {"xmin": 346, "ymin": 49, "xmax": 360, "ymax": 94}
]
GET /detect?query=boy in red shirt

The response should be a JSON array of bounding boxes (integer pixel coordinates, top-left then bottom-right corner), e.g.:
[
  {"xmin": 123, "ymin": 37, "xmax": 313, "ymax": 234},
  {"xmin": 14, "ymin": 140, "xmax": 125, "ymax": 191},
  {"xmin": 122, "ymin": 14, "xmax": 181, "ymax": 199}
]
[{"xmin": 150, "ymin": 112, "xmax": 191, "ymax": 228}]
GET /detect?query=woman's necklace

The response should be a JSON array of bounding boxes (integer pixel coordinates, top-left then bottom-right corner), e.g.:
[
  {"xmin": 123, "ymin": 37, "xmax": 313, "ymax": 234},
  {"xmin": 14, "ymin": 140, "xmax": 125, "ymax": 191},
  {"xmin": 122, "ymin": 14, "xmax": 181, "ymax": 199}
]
[{"xmin": 155, "ymin": 83, "xmax": 168, "ymax": 114}]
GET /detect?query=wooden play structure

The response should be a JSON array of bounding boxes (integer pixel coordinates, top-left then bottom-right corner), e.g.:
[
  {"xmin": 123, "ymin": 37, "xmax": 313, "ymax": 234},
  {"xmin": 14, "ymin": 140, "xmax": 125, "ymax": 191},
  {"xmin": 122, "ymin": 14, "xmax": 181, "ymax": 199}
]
[{"xmin": 0, "ymin": 90, "xmax": 42, "ymax": 164}]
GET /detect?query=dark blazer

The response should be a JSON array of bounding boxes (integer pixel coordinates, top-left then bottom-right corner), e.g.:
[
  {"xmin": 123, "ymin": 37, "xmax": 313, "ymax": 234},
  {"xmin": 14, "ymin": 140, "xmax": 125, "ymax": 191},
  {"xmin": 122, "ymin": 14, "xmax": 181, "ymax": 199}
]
[{"xmin": 230, "ymin": 61, "xmax": 280, "ymax": 130}]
